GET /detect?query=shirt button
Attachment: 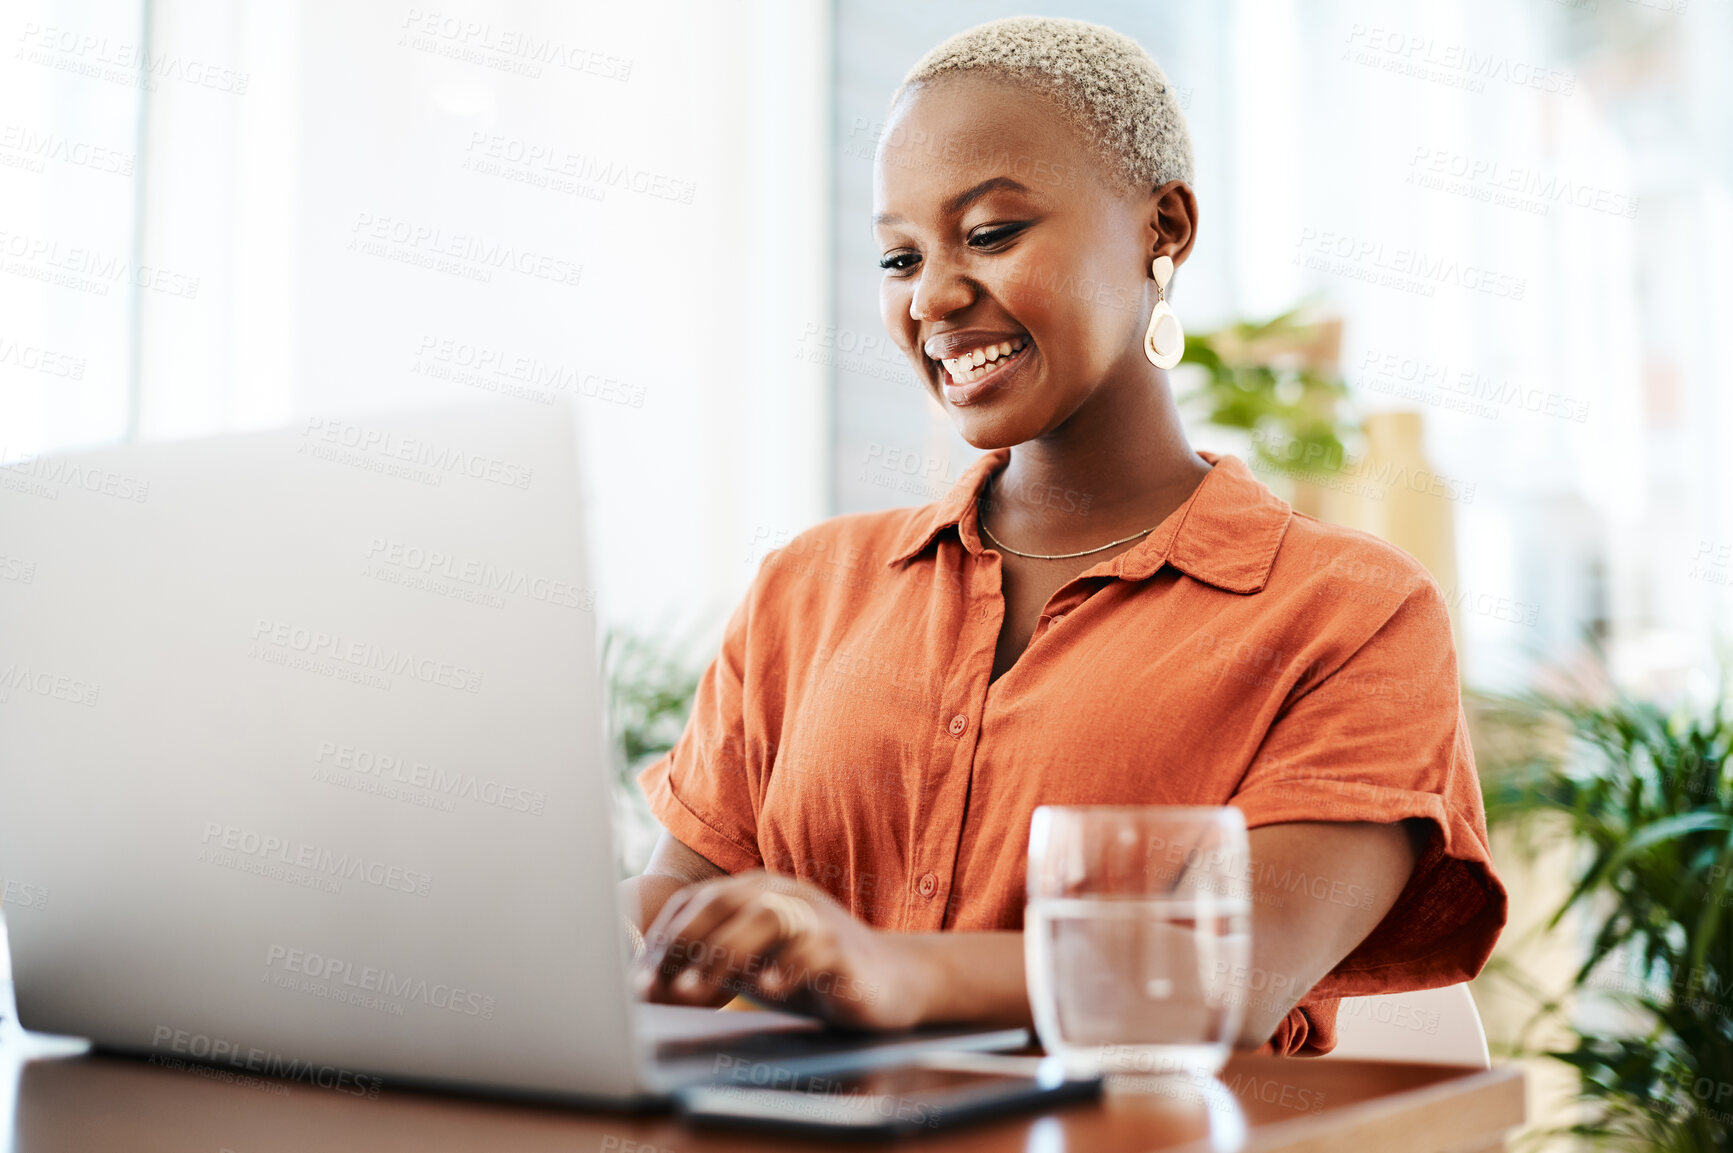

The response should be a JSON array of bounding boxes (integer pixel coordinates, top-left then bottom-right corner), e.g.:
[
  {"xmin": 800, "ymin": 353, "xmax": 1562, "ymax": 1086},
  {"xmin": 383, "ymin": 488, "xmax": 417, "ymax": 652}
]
[
  {"xmin": 947, "ymin": 714, "xmax": 968, "ymax": 736},
  {"xmin": 917, "ymin": 873, "xmax": 938, "ymax": 898}
]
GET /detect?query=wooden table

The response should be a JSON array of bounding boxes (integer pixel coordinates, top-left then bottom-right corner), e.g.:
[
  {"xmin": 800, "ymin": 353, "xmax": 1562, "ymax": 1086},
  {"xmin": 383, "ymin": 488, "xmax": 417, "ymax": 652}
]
[{"xmin": 1, "ymin": 1033, "xmax": 1524, "ymax": 1153}]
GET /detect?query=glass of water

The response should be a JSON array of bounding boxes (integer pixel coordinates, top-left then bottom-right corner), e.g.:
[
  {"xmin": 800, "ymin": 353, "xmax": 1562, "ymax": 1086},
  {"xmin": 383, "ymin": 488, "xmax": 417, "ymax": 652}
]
[{"xmin": 1025, "ymin": 806, "xmax": 1252, "ymax": 1078}]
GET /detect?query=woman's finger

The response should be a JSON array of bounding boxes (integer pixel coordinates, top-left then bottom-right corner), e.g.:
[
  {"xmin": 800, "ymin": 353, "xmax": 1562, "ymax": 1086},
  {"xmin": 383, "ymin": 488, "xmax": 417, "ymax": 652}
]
[
  {"xmin": 636, "ymin": 873, "xmax": 850, "ymax": 1008},
  {"xmin": 635, "ymin": 883, "xmax": 703, "ymax": 983},
  {"xmin": 688, "ymin": 896, "xmax": 807, "ymax": 999},
  {"xmin": 639, "ymin": 877, "xmax": 764, "ymax": 996}
]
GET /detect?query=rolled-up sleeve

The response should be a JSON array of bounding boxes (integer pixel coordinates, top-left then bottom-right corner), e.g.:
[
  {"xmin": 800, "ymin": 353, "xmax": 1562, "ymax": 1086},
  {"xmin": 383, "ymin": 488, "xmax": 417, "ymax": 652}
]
[{"xmin": 1228, "ymin": 576, "xmax": 1507, "ymax": 1051}]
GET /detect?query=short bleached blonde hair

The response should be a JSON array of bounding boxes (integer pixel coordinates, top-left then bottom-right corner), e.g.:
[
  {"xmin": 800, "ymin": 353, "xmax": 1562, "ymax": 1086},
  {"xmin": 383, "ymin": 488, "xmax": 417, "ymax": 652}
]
[{"xmin": 888, "ymin": 15, "xmax": 1195, "ymax": 196}]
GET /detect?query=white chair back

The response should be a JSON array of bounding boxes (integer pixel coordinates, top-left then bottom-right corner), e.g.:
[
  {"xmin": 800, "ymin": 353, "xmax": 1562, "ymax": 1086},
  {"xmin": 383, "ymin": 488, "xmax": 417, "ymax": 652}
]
[{"xmin": 1321, "ymin": 982, "xmax": 1490, "ymax": 1067}]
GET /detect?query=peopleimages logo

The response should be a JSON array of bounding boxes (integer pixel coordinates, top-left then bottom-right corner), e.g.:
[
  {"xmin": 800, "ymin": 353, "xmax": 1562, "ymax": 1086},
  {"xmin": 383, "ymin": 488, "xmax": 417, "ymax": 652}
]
[
  {"xmin": 412, "ymin": 334, "xmax": 644, "ymax": 408},
  {"xmin": 1, "ymin": 877, "xmax": 51, "ymax": 911},
  {"xmin": 249, "ymin": 618, "xmax": 484, "ymax": 694},
  {"xmin": 149, "ymin": 1026, "xmax": 381, "ymax": 1097},
  {"xmin": 398, "ymin": 9, "xmax": 633, "ymax": 82},
  {"xmin": 0, "ymin": 553, "xmax": 37, "ymax": 583},
  {"xmin": 0, "ymin": 445, "xmax": 150, "ymax": 502},
  {"xmin": 313, "ymin": 740, "xmax": 546, "ymax": 815},
  {"xmin": 0, "ymin": 333, "xmax": 87, "ymax": 378},
  {"xmin": 199, "ymin": 821, "xmax": 434, "ymax": 897},
  {"xmin": 364, "ymin": 537, "xmax": 592, "ymax": 611},
  {"xmin": 345, "ymin": 213, "xmax": 583, "ymax": 289},
  {"xmin": 0, "ymin": 662, "xmax": 100, "ymax": 707},
  {"xmin": 299, "ymin": 417, "xmax": 534, "ymax": 490},
  {"xmin": 0, "ymin": 123, "xmax": 134, "ymax": 176},
  {"xmin": 0, "ymin": 227, "xmax": 201, "ymax": 298},
  {"xmin": 265, "ymin": 945, "xmax": 497, "ymax": 1018}
]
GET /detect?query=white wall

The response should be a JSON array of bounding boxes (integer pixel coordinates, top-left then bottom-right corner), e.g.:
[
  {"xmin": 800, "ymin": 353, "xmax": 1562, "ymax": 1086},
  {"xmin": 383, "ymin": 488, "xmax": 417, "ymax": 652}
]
[
  {"xmin": 0, "ymin": 0, "xmax": 145, "ymax": 455},
  {"xmin": 3, "ymin": 0, "xmax": 832, "ymax": 648}
]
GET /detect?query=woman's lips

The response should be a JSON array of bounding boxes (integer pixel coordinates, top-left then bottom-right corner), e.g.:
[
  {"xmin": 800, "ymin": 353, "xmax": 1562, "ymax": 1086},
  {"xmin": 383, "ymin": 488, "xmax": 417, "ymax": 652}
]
[{"xmin": 937, "ymin": 342, "xmax": 1033, "ymax": 406}]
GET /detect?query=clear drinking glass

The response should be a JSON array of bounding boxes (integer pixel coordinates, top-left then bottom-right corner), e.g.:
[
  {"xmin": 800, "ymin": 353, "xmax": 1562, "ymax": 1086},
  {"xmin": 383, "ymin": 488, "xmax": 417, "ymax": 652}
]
[{"xmin": 1025, "ymin": 805, "xmax": 1252, "ymax": 1078}]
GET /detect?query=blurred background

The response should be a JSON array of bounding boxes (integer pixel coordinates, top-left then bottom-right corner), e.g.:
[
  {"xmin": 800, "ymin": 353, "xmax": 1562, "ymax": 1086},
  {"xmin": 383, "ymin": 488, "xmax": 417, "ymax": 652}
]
[
  {"xmin": 7, "ymin": 0, "xmax": 1729, "ymax": 690},
  {"xmin": 3, "ymin": 0, "xmax": 1731, "ymax": 1147}
]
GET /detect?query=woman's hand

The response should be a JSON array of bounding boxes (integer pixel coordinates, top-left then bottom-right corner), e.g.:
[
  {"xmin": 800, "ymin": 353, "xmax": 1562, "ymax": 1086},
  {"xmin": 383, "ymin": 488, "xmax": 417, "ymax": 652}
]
[{"xmin": 632, "ymin": 870, "xmax": 939, "ymax": 1030}]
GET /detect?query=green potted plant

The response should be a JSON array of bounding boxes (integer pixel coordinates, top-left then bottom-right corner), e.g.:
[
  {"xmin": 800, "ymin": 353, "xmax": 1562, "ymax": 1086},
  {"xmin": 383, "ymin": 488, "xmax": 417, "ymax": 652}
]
[
  {"xmin": 1473, "ymin": 672, "xmax": 1733, "ymax": 1151},
  {"xmin": 1178, "ymin": 302, "xmax": 1359, "ymax": 491}
]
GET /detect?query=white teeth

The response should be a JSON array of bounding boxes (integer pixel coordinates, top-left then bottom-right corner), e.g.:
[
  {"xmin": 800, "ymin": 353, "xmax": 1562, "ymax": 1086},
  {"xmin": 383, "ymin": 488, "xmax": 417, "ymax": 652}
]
[{"xmin": 939, "ymin": 337, "xmax": 1028, "ymax": 386}]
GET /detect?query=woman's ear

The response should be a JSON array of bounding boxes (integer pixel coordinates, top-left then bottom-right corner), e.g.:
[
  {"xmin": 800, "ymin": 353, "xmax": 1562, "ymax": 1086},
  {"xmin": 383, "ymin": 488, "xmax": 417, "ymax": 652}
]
[{"xmin": 1147, "ymin": 180, "xmax": 1199, "ymax": 269}]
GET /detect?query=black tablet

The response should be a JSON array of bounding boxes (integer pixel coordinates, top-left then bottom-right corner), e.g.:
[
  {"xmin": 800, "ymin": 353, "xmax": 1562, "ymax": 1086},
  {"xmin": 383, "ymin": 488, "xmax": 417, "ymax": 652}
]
[{"xmin": 674, "ymin": 1052, "xmax": 1102, "ymax": 1137}]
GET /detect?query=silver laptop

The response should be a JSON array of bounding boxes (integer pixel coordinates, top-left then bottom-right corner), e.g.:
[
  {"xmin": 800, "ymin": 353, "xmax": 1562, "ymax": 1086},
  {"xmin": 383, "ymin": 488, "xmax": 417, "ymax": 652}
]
[{"xmin": 0, "ymin": 399, "xmax": 1025, "ymax": 1105}]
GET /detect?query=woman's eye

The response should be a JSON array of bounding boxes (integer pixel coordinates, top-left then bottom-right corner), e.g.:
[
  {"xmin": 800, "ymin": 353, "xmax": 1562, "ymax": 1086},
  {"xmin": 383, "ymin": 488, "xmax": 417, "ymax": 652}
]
[
  {"xmin": 969, "ymin": 223, "xmax": 1024, "ymax": 247},
  {"xmin": 878, "ymin": 225, "xmax": 1022, "ymax": 273}
]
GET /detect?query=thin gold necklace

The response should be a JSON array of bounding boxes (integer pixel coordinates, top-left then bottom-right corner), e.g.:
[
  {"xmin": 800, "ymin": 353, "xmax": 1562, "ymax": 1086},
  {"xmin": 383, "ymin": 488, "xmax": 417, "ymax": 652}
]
[{"xmin": 976, "ymin": 474, "xmax": 1161, "ymax": 561}]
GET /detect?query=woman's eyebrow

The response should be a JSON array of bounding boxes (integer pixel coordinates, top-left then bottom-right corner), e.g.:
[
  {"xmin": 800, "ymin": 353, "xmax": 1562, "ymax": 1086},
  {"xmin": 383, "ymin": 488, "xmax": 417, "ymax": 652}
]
[{"xmin": 872, "ymin": 175, "xmax": 1034, "ymax": 228}]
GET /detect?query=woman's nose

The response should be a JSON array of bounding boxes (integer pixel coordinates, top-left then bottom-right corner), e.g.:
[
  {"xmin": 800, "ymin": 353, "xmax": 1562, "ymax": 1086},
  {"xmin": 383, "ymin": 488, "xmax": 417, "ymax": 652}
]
[{"xmin": 908, "ymin": 253, "xmax": 975, "ymax": 321}]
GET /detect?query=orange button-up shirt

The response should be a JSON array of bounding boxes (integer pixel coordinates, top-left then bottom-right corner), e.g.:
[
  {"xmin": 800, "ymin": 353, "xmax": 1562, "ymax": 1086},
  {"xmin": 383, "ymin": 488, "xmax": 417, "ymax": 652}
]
[{"xmin": 638, "ymin": 449, "xmax": 1507, "ymax": 1055}]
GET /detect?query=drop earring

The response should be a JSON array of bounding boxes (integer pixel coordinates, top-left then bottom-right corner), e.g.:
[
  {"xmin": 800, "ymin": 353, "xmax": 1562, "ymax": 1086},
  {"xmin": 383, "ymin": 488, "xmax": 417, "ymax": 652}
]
[{"xmin": 1143, "ymin": 254, "xmax": 1184, "ymax": 369}]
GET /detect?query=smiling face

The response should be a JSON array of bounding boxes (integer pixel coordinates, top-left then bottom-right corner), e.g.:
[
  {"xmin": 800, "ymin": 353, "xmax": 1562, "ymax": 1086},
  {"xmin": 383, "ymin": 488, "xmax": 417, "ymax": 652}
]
[{"xmin": 873, "ymin": 72, "xmax": 1195, "ymax": 449}]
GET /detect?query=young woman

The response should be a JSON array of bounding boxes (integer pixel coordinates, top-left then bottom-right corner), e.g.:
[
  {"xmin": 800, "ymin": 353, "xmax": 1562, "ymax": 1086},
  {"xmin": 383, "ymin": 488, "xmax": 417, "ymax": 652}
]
[{"xmin": 621, "ymin": 15, "xmax": 1506, "ymax": 1056}]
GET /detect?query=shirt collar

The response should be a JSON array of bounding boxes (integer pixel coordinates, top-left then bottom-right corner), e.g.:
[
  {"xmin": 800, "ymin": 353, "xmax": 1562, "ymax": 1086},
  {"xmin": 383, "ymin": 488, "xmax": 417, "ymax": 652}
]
[{"xmin": 882, "ymin": 448, "xmax": 1292, "ymax": 595}]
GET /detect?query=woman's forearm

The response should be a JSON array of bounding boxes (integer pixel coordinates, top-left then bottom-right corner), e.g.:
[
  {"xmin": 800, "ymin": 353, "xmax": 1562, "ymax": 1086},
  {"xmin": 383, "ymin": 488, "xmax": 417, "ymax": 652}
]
[
  {"xmin": 899, "ymin": 822, "xmax": 1424, "ymax": 1047},
  {"xmin": 1232, "ymin": 821, "xmax": 1427, "ymax": 1048},
  {"xmin": 619, "ymin": 872, "xmax": 689, "ymax": 932},
  {"xmin": 903, "ymin": 931, "xmax": 1033, "ymax": 1029},
  {"xmin": 622, "ymin": 831, "xmax": 729, "ymax": 931}
]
